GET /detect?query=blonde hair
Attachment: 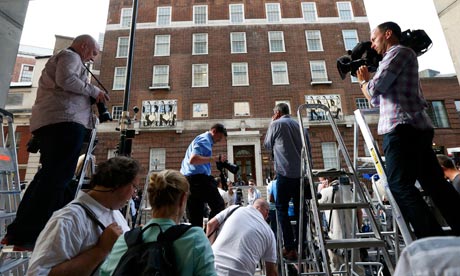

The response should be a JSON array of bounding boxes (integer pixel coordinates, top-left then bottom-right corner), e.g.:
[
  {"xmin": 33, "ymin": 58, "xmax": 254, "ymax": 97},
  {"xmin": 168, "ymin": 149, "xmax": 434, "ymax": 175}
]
[{"xmin": 148, "ymin": 170, "xmax": 189, "ymax": 211}]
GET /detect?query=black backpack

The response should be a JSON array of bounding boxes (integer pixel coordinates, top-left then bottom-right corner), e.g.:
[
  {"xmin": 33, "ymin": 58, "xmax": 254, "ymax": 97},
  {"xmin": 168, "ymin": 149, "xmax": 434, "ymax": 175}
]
[{"xmin": 112, "ymin": 223, "xmax": 193, "ymax": 276}]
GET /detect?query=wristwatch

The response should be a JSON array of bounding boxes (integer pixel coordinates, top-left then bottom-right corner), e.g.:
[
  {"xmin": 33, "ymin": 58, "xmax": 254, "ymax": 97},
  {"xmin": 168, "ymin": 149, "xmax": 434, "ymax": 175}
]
[{"xmin": 359, "ymin": 80, "xmax": 368, "ymax": 88}]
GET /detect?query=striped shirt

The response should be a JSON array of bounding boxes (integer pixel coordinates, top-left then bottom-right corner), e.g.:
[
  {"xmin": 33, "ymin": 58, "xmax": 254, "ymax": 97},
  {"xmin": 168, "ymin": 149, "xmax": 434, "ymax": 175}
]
[{"xmin": 366, "ymin": 45, "xmax": 433, "ymax": 135}]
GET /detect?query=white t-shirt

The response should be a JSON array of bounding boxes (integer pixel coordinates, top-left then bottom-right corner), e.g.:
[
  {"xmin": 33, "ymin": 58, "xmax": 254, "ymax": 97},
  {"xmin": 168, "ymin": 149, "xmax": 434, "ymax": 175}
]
[
  {"xmin": 212, "ymin": 205, "xmax": 276, "ymax": 276},
  {"xmin": 27, "ymin": 191, "xmax": 129, "ymax": 276}
]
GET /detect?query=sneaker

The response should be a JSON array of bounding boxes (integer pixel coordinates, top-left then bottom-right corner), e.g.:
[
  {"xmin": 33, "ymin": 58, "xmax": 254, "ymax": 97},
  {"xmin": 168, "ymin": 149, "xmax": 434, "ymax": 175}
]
[{"xmin": 283, "ymin": 249, "xmax": 298, "ymax": 261}]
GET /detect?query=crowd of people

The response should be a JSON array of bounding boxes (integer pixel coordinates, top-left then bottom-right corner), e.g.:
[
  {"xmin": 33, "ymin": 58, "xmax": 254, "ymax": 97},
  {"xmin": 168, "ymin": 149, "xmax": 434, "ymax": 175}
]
[{"xmin": 3, "ymin": 20, "xmax": 460, "ymax": 275}]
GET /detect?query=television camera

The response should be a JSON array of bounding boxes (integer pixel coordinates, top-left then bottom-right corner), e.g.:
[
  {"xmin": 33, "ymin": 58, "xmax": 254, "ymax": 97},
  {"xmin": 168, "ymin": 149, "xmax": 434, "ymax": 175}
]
[
  {"xmin": 216, "ymin": 155, "xmax": 239, "ymax": 191},
  {"xmin": 337, "ymin": 29, "xmax": 432, "ymax": 80}
]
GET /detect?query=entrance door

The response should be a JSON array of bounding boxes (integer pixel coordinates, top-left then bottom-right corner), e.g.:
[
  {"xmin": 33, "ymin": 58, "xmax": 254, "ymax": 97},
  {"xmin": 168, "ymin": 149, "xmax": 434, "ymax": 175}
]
[{"xmin": 233, "ymin": 145, "xmax": 255, "ymax": 184}]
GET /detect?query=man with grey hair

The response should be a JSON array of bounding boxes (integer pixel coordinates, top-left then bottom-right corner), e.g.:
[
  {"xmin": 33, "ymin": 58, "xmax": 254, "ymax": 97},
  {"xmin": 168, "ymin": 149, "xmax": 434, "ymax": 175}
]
[
  {"xmin": 264, "ymin": 102, "xmax": 306, "ymax": 260},
  {"xmin": 2, "ymin": 35, "xmax": 110, "ymax": 249}
]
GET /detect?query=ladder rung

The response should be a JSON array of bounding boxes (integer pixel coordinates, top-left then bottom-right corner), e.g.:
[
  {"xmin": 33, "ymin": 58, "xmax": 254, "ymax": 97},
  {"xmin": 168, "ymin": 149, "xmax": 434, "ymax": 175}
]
[
  {"xmin": 0, "ymin": 212, "xmax": 16, "ymax": 219},
  {"xmin": 318, "ymin": 202, "xmax": 369, "ymax": 210},
  {"xmin": 0, "ymin": 190, "xmax": 21, "ymax": 194},
  {"xmin": 356, "ymin": 156, "xmax": 386, "ymax": 163},
  {"xmin": 312, "ymin": 169, "xmax": 352, "ymax": 178},
  {"xmin": 325, "ymin": 238, "xmax": 385, "ymax": 249}
]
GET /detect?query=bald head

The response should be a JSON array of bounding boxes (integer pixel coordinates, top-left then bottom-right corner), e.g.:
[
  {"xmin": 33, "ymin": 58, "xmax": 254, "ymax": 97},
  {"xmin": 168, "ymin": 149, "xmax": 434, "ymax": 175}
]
[
  {"xmin": 70, "ymin": 34, "xmax": 100, "ymax": 62},
  {"xmin": 253, "ymin": 198, "xmax": 269, "ymax": 219}
]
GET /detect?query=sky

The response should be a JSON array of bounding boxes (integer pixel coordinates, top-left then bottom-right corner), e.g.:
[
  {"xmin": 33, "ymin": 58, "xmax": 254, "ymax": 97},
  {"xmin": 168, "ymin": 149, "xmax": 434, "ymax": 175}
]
[{"xmin": 19, "ymin": 0, "xmax": 455, "ymax": 74}]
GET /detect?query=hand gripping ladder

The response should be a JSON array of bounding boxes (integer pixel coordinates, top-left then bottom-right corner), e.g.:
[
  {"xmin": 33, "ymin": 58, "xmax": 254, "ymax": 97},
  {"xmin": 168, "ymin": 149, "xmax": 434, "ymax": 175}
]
[{"xmin": 297, "ymin": 104, "xmax": 395, "ymax": 275}]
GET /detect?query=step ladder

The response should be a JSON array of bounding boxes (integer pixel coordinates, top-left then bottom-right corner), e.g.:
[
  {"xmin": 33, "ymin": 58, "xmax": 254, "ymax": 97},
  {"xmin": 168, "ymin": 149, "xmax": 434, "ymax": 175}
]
[
  {"xmin": 295, "ymin": 104, "xmax": 395, "ymax": 276},
  {"xmin": 0, "ymin": 108, "xmax": 30, "ymax": 275},
  {"xmin": 353, "ymin": 109, "xmax": 414, "ymax": 247}
]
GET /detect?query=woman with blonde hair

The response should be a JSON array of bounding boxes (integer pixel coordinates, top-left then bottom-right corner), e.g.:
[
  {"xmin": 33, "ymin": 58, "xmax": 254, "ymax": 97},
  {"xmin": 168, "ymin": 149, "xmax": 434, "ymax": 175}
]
[{"xmin": 100, "ymin": 169, "xmax": 216, "ymax": 275}]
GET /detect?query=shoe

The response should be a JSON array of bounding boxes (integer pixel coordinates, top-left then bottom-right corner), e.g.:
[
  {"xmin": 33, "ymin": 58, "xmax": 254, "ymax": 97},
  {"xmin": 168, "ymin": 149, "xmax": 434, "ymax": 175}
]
[
  {"xmin": 1, "ymin": 236, "xmax": 9, "ymax": 245},
  {"xmin": 12, "ymin": 244, "xmax": 34, "ymax": 251},
  {"xmin": 283, "ymin": 249, "xmax": 298, "ymax": 261}
]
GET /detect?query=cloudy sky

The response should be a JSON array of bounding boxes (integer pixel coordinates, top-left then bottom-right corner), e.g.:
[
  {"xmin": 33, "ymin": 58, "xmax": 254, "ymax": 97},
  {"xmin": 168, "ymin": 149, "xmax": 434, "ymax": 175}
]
[{"xmin": 19, "ymin": 0, "xmax": 455, "ymax": 74}]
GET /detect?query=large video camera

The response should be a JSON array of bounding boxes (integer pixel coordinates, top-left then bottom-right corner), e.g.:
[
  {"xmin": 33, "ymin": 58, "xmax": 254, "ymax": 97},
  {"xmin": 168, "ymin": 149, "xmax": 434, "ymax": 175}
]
[
  {"xmin": 216, "ymin": 155, "xmax": 239, "ymax": 191},
  {"xmin": 336, "ymin": 29, "xmax": 432, "ymax": 79}
]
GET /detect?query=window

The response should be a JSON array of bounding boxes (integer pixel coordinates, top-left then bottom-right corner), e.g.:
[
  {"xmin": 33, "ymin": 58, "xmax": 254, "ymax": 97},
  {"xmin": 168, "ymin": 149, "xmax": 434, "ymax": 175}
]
[
  {"xmin": 113, "ymin": 67, "xmax": 126, "ymax": 90},
  {"xmin": 112, "ymin": 105, "xmax": 123, "ymax": 120},
  {"xmin": 337, "ymin": 2, "xmax": 353, "ymax": 20},
  {"xmin": 271, "ymin": 61, "xmax": 289, "ymax": 85},
  {"xmin": 234, "ymin": 102, "xmax": 250, "ymax": 116},
  {"xmin": 193, "ymin": 33, "xmax": 208, "ymax": 55},
  {"xmin": 266, "ymin": 3, "xmax": 281, "ymax": 22},
  {"xmin": 302, "ymin": 2, "xmax": 317, "ymax": 22},
  {"xmin": 19, "ymin": 64, "xmax": 34, "ymax": 82},
  {"xmin": 342, "ymin": 30, "xmax": 358, "ymax": 50},
  {"xmin": 427, "ymin": 100, "xmax": 450, "ymax": 128},
  {"xmin": 455, "ymin": 100, "xmax": 460, "ymax": 119},
  {"xmin": 193, "ymin": 103, "xmax": 208, "ymax": 118},
  {"xmin": 322, "ymin": 142, "xmax": 339, "ymax": 169},
  {"xmin": 157, "ymin": 6, "xmax": 171, "ymax": 26},
  {"xmin": 120, "ymin": 8, "xmax": 132, "ymax": 27},
  {"xmin": 355, "ymin": 98, "xmax": 370, "ymax": 109},
  {"xmin": 232, "ymin": 63, "xmax": 249, "ymax": 86},
  {"xmin": 116, "ymin": 37, "xmax": 129, "ymax": 58},
  {"xmin": 154, "ymin": 35, "xmax": 170, "ymax": 56},
  {"xmin": 229, "ymin": 4, "xmax": 244, "ymax": 23},
  {"xmin": 305, "ymin": 30, "xmax": 323, "ymax": 51},
  {"xmin": 151, "ymin": 65, "xmax": 169, "ymax": 89},
  {"xmin": 192, "ymin": 64, "xmax": 208, "ymax": 87},
  {"xmin": 268, "ymin": 31, "xmax": 285, "ymax": 53},
  {"xmin": 310, "ymin": 60, "xmax": 329, "ymax": 83},
  {"xmin": 193, "ymin": 5, "xmax": 207, "ymax": 24},
  {"xmin": 230, "ymin": 32, "xmax": 247, "ymax": 53},
  {"xmin": 150, "ymin": 148, "xmax": 166, "ymax": 171}
]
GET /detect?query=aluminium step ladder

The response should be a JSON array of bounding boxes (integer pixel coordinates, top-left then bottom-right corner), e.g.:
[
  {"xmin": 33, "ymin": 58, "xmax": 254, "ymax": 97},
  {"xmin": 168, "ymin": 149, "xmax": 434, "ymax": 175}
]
[
  {"xmin": 0, "ymin": 109, "xmax": 30, "ymax": 276},
  {"xmin": 296, "ymin": 104, "xmax": 395, "ymax": 276}
]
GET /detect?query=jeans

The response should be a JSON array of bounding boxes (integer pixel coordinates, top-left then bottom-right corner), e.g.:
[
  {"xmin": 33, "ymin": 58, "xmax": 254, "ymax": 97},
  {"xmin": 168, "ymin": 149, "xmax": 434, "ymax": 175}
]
[
  {"xmin": 383, "ymin": 124, "xmax": 460, "ymax": 238},
  {"xmin": 275, "ymin": 174, "xmax": 307, "ymax": 251},
  {"xmin": 186, "ymin": 174, "xmax": 225, "ymax": 227},
  {"xmin": 7, "ymin": 122, "xmax": 86, "ymax": 245}
]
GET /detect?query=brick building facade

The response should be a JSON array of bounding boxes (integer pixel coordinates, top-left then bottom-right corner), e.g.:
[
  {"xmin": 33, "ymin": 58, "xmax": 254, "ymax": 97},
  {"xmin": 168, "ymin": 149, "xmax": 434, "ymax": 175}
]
[{"xmin": 91, "ymin": 0, "xmax": 460, "ymax": 184}]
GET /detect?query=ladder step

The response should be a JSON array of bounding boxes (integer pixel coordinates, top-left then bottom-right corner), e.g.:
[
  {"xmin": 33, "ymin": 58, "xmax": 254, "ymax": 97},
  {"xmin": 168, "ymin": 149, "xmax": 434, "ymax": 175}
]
[
  {"xmin": 0, "ymin": 212, "xmax": 16, "ymax": 219},
  {"xmin": 318, "ymin": 202, "xmax": 369, "ymax": 210},
  {"xmin": 312, "ymin": 169, "xmax": 352, "ymax": 178},
  {"xmin": 356, "ymin": 156, "xmax": 385, "ymax": 163},
  {"xmin": 325, "ymin": 238, "xmax": 385, "ymax": 249}
]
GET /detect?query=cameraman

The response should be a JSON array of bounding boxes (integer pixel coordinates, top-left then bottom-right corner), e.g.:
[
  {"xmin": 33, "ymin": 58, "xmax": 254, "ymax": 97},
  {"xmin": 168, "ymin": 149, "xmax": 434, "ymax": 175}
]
[
  {"xmin": 3, "ymin": 35, "xmax": 109, "ymax": 249},
  {"xmin": 356, "ymin": 22, "xmax": 460, "ymax": 238},
  {"xmin": 180, "ymin": 123, "xmax": 227, "ymax": 227}
]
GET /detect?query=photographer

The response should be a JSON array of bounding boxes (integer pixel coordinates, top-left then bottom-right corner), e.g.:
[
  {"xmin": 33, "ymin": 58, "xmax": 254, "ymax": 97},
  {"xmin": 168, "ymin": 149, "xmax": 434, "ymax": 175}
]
[
  {"xmin": 180, "ymin": 123, "xmax": 227, "ymax": 227},
  {"xmin": 2, "ymin": 35, "xmax": 110, "ymax": 249},
  {"xmin": 356, "ymin": 22, "xmax": 460, "ymax": 238}
]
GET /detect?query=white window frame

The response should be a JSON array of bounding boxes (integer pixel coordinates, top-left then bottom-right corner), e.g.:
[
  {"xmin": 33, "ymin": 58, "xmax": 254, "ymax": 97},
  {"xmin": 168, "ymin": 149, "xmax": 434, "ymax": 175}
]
[
  {"xmin": 156, "ymin": 6, "xmax": 172, "ymax": 26},
  {"xmin": 310, "ymin": 60, "xmax": 330, "ymax": 84},
  {"xmin": 116, "ymin": 37, "xmax": 129, "ymax": 58},
  {"xmin": 19, "ymin": 64, "xmax": 34, "ymax": 82},
  {"xmin": 192, "ymin": 64, "xmax": 209, "ymax": 87},
  {"xmin": 154, "ymin": 35, "xmax": 171, "ymax": 56},
  {"xmin": 112, "ymin": 105, "xmax": 123, "ymax": 121},
  {"xmin": 301, "ymin": 2, "xmax": 317, "ymax": 22},
  {"xmin": 229, "ymin": 4, "xmax": 244, "ymax": 23},
  {"xmin": 268, "ymin": 31, "xmax": 285, "ymax": 53},
  {"xmin": 112, "ymin": 67, "xmax": 126, "ymax": 90},
  {"xmin": 342, "ymin": 29, "xmax": 359, "ymax": 51},
  {"xmin": 234, "ymin": 102, "xmax": 250, "ymax": 116},
  {"xmin": 120, "ymin": 8, "xmax": 132, "ymax": 28},
  {"xmin": 193, "ymin": 103, "xmax": 209, "ymax": 118},
  {"xmin": 150, "ymin": 65, "xmax": 170, "ymax": 89},
  {"xmin": 322, "ymin": 142, "xmax": 339, "ymax": 169},
  {"xmin": 150, "ymin": 148, "xmax": 166, "ymax": 171},
  {"xmin": 230, "ymin": 32, "xmax": 247, "ymax": 54},
  {"xmin": 305, "ymin": 30, "xmax": 323, "ymax": 52},
  {"xmin": 266, "ymin": 3, "xmax": 281, "ymax": 22},
  {"xmin": 337, "ymin": 1, "xmax": 353, "ymax": 21},
  {"xmin": 193, "ymin": 5, "xmax": 208, "ymax": 25},
  {"xmin": 355, "ymin": 98, "xmax": 370, "ymax": 109},
  {"xmin": 192, "ymin": 33, "xmax": 208, "ymax": 55},
  {"xmin": 271, "ymin": 61, "xmax": 289, "ymax": 85},
  {"xmin": 232, "ymin": 63, "xmax": 249, "ymax": 86}
]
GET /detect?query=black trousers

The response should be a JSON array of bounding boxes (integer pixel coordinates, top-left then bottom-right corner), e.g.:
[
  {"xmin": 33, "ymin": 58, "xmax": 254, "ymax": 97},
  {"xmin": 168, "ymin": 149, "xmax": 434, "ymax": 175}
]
[{"xmin": 186, "ymin": 174, "xmax": 225, "ymax": 227}]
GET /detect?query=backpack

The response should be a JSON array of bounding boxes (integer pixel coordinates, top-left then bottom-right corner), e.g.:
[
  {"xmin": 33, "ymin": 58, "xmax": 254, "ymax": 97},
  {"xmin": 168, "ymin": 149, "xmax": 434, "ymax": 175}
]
[{"xmin": 112, "ymin": 223, "xmax": 193, "ymax": 276}]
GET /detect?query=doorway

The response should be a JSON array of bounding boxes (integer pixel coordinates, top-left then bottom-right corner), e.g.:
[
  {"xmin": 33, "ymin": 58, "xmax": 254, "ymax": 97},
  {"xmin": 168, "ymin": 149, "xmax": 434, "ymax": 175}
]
[{"xmin": 233, "ymin": 145, "xmax": 255, "ymax": 184}]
